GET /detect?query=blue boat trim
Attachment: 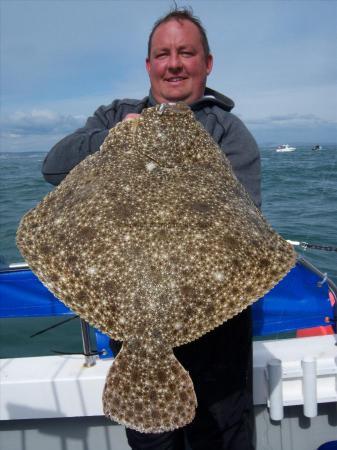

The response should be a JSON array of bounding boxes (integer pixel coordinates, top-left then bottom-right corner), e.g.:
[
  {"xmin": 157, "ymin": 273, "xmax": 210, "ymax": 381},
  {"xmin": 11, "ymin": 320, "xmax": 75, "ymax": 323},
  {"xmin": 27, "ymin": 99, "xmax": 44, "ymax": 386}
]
[{"xmin": 0, "ymin": 258, "xmax": 336, "ymax": 358}]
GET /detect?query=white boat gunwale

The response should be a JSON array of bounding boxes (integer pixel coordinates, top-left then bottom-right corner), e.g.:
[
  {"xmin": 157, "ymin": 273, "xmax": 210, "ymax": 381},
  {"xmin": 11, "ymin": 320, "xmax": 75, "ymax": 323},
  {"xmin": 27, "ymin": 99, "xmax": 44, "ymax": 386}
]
[{"xmin": 1, "ymin": 334, "xmax": 337, "ymax": 422}]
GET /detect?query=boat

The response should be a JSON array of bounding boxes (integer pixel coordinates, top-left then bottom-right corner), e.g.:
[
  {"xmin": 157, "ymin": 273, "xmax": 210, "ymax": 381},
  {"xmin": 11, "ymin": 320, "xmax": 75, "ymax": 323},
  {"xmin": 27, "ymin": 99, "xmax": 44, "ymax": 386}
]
[
  {"xmin": 312, "ymin": 145, "xmax": 323, "ymax": 151},
  {"xmin": 276, "ymin": 144, "xmax": 296, "ymax": 152},
  {"xmin": 1, "ymin": 256, "xmax": 337, "ymax": 450}
]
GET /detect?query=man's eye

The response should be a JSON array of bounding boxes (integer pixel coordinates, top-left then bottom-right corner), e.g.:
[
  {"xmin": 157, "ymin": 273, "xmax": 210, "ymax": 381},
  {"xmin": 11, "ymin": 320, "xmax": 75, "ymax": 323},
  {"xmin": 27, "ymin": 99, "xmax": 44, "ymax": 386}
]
[{"xmin": 181, "ymin": 52, "xmax": 193, "ymax": 57}]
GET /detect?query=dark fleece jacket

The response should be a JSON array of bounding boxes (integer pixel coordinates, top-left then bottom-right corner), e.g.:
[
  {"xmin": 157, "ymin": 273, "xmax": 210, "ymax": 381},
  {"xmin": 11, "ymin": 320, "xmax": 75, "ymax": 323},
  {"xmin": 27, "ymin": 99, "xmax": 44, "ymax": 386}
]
[{"xmin": 42, "ymin": 87, "xmax": 261, "ymax": 207}]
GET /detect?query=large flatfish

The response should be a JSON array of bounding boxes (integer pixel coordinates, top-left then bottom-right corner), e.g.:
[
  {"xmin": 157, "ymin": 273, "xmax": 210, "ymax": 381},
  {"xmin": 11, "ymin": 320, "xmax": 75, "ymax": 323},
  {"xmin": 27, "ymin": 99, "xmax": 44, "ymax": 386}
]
[{"xmin": 17, "ymin": 103, "xmax": 296, "ymax": 432}]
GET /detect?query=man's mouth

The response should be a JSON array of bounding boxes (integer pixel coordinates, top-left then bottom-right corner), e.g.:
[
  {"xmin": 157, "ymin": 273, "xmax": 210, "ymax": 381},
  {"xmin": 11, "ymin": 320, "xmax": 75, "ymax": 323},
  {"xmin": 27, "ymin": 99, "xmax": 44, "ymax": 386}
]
[{"xmin": 166, "ymin": 77, "xmax": 187, "ymax": 83}]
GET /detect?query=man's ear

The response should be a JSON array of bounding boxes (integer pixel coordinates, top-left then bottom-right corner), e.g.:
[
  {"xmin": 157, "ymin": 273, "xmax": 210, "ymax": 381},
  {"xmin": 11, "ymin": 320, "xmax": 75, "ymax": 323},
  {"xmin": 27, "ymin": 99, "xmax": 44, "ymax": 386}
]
[
  {"xmin": 206, "ymin": 54, "xmax": 213, "ymax": 76},
  {"xmin": 145, "ymin": 57, "xmax": 151, "ymax": 75}
]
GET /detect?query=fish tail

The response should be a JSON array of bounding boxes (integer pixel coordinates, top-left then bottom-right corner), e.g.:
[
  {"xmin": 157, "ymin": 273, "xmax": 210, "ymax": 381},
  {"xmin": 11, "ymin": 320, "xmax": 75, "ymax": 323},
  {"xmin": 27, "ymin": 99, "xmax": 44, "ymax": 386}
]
[{"xmin": 102, "ymin": 339, "xmax": 197, "ymax": 433}]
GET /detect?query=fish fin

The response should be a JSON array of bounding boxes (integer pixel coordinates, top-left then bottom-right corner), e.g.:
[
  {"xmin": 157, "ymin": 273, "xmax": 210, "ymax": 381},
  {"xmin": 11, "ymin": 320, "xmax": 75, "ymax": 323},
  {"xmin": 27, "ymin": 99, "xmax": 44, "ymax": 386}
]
[{"xmin": 103, "ymin": 339, "xmax": 197, "ymax": 433}]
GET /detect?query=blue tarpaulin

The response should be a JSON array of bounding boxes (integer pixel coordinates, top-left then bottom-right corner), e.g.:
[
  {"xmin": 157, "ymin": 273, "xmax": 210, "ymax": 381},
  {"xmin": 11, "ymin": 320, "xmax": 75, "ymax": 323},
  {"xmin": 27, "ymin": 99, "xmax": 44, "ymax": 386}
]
[
  {"xmin": 0, "ymin": 269, "xmax": 72, "ymax": 318},
  {"xmin": 252, "ymin": 261, "xmax": 333, "ymax": 335},
  {"xmin": 0, "ymin": 261, "xmax": 334, "ymax": 337}
]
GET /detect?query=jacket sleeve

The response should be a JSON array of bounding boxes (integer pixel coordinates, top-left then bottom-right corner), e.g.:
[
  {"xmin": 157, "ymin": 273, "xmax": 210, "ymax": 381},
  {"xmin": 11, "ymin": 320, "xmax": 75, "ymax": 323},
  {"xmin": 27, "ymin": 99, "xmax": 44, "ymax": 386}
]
[
  {"xmin": 42, "ymin": 104, "xmax": 116, "ymax": 186},
  {"xmin": 219, "ymin": 116, "xmax": 261, "ymax": 209}
]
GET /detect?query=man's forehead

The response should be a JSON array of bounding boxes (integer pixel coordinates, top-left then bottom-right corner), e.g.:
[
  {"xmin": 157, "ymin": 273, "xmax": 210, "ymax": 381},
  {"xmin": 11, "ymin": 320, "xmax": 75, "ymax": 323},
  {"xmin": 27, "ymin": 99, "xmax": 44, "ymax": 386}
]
[{"xmin": 151, "ymin": 19, "xmax": 203, "ymax": 48}]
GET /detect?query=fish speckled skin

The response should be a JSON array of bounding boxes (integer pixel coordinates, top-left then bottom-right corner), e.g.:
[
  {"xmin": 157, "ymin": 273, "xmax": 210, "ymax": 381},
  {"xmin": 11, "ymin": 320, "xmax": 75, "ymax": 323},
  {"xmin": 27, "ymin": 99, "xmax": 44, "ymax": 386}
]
[{"xmin": 17, "ymin": 103, "xmax": 296, "ymax": 433}]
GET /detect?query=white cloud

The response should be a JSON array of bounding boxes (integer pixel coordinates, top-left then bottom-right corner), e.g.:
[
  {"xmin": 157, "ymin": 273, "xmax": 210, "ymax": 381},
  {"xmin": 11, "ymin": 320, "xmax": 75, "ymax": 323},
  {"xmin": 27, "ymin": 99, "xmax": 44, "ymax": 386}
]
[{"xmin": 1, "ymin": 109, "xmax": 86, "ymax": 136}]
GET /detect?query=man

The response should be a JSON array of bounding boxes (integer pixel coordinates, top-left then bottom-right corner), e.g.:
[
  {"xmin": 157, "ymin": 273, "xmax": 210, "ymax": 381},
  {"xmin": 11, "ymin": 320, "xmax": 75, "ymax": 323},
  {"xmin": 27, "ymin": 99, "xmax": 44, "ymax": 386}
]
[{"xmin": 43, "ymin": 8, "xmax": 260, "ymax": 450}]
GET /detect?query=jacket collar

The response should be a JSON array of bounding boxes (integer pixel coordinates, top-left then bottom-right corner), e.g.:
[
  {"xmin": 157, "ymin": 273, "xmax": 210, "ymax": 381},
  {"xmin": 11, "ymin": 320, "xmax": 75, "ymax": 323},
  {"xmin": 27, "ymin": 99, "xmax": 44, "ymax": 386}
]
[{"xmin": 148, "ymin": 87, "xmax": 234, "ymax": 112}]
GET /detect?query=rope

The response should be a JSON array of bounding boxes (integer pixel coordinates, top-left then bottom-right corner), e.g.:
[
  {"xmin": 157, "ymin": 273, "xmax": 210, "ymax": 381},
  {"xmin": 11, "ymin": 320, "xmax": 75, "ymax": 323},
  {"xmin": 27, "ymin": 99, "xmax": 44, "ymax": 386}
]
[
  {"xmin": 30, "ymin": 315, "xmax": 79, "ymax": 338},
  {"xmin": 51, "ymin": 349, "xmax": 102, "ymax": 357}
]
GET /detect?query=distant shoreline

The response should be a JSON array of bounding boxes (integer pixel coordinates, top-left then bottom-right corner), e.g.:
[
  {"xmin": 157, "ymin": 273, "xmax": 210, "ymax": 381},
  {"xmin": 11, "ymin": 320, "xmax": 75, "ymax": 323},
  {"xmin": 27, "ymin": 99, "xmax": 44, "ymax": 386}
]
[{"xmin": 2, "ymin": 142, "xmax": 337, "ymax": 155}]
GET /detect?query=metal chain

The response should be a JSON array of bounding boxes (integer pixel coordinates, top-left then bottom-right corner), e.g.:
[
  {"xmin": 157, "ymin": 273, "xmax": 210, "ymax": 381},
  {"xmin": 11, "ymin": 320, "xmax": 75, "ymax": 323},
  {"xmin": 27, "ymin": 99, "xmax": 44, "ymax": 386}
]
[
  {"xmin": 287, "ymin": 240, "xmax": 337, "ymax": 252},
  {"xmin": 301, "ymin": 242, "xmax": 337, "ymax": 252}
]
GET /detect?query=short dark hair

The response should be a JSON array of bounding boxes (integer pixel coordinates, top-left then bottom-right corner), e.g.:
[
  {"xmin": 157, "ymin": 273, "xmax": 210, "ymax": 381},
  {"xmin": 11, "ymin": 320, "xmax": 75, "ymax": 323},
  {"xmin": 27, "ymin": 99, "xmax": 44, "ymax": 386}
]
[{"xmin": 147, "ymin": 6, "xmax": 210, "ymax": 58}]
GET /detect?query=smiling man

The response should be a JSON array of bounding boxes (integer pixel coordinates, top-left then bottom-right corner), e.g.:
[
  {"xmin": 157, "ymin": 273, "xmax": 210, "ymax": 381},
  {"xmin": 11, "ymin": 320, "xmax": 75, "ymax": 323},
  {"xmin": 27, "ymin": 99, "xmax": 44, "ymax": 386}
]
[
  {"xmin": 146, "ymin": 18, "xmax": 213, "ymax": 105},
  {"xmin": 43, "ymin": 7, "xmax": 259, "ymax": 450}
]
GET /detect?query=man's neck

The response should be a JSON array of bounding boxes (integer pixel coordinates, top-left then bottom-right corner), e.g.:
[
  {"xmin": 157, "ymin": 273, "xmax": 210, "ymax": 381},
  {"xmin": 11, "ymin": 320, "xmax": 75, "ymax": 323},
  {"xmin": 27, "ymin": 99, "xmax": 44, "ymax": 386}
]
[{"xmin": 148, "ymin": 89, "xmax": 206, "ymax": 107}]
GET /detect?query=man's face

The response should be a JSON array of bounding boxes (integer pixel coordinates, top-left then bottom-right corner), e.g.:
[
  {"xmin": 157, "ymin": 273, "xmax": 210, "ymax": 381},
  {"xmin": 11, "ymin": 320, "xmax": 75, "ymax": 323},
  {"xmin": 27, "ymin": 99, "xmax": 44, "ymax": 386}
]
[{"xmin": 146, "ymin": 19, "xmax": 213, "ymax": 105}]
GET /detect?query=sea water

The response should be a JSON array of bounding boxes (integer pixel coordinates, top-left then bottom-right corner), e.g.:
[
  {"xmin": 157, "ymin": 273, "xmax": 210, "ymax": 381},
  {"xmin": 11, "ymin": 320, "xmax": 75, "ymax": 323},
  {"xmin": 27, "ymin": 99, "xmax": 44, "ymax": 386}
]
[{"xmin": 1, "ymin": 145, "xmax": 336, "ymax": 357}]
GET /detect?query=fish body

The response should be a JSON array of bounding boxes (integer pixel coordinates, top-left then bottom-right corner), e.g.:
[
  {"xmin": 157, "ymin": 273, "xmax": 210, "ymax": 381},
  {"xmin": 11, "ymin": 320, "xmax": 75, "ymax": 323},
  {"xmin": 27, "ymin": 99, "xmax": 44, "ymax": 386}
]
[{"xmin": 17, "ymin": 103, "xmax": 296, "ymax": 432}]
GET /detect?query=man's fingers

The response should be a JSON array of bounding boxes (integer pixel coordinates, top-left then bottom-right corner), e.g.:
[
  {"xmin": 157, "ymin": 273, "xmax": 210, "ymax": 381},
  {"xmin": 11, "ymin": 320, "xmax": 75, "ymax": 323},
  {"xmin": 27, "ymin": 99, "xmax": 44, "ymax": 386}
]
[{"xmin": 123, "ymin": 113, "xmax": 141, "ymax": 121}]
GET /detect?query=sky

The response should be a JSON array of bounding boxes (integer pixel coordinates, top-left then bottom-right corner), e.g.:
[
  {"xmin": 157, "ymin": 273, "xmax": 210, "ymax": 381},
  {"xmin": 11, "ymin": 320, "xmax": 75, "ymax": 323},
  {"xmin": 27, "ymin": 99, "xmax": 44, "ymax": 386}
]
[{"xmin": 1, "ymin": 0, "xmax": 336, "ymax": 152}]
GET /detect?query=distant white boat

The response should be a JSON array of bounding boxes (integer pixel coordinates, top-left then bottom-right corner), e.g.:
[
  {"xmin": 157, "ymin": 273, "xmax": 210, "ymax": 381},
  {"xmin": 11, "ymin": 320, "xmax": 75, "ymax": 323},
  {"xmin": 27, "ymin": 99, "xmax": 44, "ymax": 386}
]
[{"xmin": 276, "ymin": 144, "xmax": 296, "ymax": 153}]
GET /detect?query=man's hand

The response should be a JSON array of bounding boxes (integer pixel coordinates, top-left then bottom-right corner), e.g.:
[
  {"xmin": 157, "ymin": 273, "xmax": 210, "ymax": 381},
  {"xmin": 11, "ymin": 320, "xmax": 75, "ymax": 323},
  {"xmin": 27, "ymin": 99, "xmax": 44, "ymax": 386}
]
[{"xmin": 123, "ymin": 113, "xmax": 141, "ymax": 121}]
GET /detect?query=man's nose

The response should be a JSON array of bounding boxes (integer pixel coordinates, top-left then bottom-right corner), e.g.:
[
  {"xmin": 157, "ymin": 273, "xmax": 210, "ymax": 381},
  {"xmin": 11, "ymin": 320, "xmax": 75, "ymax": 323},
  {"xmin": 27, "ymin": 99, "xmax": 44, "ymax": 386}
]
[{"xmin": 167, "ymin": 53, "xmax": 183, "ymax": 70}]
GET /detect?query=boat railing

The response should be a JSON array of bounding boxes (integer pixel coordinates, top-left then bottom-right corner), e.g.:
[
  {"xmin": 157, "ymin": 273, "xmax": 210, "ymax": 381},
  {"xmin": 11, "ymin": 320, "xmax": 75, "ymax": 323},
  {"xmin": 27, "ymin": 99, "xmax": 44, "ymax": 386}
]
[{"xmin": 80, "ymin": 319, "xmax": 97, "ymax": 367}]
